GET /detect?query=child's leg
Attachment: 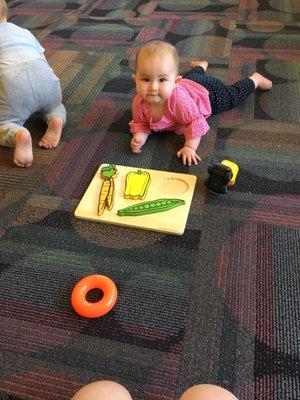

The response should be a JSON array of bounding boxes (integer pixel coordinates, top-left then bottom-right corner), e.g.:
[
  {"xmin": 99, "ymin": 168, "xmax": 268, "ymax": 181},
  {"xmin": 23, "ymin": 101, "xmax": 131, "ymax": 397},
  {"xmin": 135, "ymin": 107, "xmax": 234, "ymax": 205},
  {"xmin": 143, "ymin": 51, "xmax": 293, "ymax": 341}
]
[
  {"xmin": 24, "ymin": 59, "xmax": 66, "ymax": 149},
  {"xmin": 183, "ymin": 63, "xmax": 208, "ymax": 81},
  {"xmin": 0, "ymin": 123, "xmax": 33, "ymax": 167},
  {"xmin": 184, "ymin": 71, "xmax": 256, "ymax": 114},
  {"xmin": 39, "ymin": 103, "xmax": 66, "ymax": 148},
  {"xmin": 0, "ymin": 64, "xmax": 36, "ymax": 166},
  {"xmin": 249, "ymin": 72, "xmax": 272, "ymax": 90},
  {"xmin": 190, "ymin": 61, "xmax": 208, "ymax": 71},
  {"xmin": 210, "ymin": 72, "xmax": 271, "ymax": 114},
  {"xmin": 184, "ymin": 70, "xmax": 271, "ymax": 115},
  {"xmin": 216, "ymin": 77, "xmax": 257, "ymax": 113}
]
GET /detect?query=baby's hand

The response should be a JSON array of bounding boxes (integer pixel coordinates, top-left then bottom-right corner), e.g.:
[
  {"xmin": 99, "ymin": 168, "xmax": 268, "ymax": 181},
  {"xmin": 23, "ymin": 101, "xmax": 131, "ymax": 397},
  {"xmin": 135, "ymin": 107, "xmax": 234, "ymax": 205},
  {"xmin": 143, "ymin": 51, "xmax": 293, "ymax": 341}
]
[
  {"xmin": 177, "ymin": 146, "xmax": 201, "ymax": 166},
  {"xmin": 130, "ymin": 133, "xmax": 149, "ymax": 154}
]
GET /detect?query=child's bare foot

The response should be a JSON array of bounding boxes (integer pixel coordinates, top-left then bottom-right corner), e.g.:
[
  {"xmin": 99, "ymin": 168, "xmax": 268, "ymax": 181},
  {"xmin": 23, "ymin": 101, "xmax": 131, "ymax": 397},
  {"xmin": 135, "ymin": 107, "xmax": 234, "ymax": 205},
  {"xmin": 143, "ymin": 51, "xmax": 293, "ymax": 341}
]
[
  {"xmin": 39, "ymin": 116, "xmax": 64, "ymax": 149},
  {"xmin": 190, "ymin": 60, "xmax": 208, "ymax": 71},
  {"xmin": 250, "ymin": 72, "xmax": 272, "ymax": 90},
  {"xmin": 14, "ymin": 130, "xmax": 33, "ymax": 167},
  {"xmin": 130, "ymin": 133, "xmax": 149, "ymax": 154}
]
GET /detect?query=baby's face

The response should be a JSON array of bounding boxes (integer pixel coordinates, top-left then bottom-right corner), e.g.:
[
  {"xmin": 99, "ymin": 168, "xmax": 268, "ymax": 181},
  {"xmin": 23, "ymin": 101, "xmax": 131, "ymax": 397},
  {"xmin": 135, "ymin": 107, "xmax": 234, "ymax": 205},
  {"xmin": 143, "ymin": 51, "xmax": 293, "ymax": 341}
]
[{"xmin": 133, "ymin": 52, "xmax": 181, "ymax": 105}]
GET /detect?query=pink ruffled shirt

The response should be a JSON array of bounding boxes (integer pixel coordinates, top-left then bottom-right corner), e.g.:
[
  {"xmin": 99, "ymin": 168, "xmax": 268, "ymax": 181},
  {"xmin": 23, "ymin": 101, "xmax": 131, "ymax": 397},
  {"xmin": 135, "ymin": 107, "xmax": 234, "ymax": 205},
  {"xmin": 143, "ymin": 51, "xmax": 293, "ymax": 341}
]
[{"xmin": 129, "ymin": 79, "xmax": 212, "ymax": 140}]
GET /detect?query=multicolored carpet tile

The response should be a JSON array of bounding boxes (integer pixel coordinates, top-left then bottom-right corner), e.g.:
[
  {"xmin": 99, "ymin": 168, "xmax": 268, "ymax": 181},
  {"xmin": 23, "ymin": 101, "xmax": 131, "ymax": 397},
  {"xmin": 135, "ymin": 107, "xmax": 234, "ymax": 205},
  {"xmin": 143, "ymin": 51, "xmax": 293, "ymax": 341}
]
[{"xmin": 0, "ymin": 1, "xmax": 299, "ymax": 399}]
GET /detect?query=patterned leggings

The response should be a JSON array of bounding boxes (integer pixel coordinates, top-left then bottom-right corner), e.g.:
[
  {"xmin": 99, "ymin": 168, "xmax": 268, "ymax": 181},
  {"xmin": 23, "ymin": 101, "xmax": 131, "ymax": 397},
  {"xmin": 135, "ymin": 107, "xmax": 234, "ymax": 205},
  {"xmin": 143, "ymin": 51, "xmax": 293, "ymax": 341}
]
[{"xmin": 183, "ymin": 66, "xmax": 256, "ymax": 115}]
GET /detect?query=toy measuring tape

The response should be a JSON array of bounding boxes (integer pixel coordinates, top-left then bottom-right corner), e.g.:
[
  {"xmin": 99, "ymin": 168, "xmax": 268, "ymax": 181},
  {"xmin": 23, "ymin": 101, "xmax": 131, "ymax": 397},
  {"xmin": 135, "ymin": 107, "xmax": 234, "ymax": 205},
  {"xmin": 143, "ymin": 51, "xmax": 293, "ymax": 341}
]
[{"xmin": 71, "ymin": 275, "xmax": 117, "ymax": 318}]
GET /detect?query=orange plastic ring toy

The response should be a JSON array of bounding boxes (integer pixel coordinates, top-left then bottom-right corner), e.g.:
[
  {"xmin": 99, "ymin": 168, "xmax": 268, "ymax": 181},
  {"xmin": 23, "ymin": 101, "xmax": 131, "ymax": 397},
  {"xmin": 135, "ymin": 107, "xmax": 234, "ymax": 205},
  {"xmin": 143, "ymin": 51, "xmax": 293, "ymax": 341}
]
[{"xmin": 71, "ymin": 274, "xmax": 117, "ymax": 318}]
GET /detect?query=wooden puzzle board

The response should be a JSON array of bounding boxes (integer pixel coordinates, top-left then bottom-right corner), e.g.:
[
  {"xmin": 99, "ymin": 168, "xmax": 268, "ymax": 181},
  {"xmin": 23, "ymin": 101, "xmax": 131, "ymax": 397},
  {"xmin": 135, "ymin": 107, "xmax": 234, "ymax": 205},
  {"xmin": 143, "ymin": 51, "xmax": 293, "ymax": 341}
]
[{"xmin": 74, "ymin": 164, "xmax": 197, "ymax": 235}]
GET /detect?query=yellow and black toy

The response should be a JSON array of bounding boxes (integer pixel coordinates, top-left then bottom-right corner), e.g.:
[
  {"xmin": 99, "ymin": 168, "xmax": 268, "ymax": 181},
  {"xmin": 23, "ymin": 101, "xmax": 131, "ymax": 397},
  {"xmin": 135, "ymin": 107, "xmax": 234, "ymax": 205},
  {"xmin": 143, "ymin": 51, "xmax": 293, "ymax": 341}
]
[{"xmin": 204, "ymin": 159, "xmax": 239, "ymax": 194}]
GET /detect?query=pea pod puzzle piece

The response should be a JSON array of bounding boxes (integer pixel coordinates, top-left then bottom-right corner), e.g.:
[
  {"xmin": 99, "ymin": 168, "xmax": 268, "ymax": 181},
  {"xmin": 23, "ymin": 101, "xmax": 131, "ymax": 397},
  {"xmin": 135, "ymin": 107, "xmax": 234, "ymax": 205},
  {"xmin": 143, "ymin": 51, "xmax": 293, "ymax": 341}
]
[
  {"xmin": 117, "ymin": 198, "xmax": 185, "ymax": 217},
  {"xmin": 124, "ymin": 169, "xmax": 151, "ymax": 200}
]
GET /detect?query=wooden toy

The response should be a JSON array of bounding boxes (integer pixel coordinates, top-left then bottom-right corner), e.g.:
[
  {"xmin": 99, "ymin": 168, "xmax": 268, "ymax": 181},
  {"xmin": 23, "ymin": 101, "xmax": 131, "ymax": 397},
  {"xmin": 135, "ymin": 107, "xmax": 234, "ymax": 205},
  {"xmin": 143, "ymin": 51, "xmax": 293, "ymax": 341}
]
[
  {"xmin": 204, "ymin": 159, "xmax": 239, "ymax": 194},
  {"xmin": 98, "ymin": 164, "xmax": 117, "ymax": 215},
  {"xmin": 71, "ymin": 274, "xmax": 117, "ymax": 318},
  {"xmin": 124, "ymin": 169, "xmax": 151, "ymax": 200},
  {"xmin": 74, "ymin": 164, "xmax": 197, "ymax": 235}
]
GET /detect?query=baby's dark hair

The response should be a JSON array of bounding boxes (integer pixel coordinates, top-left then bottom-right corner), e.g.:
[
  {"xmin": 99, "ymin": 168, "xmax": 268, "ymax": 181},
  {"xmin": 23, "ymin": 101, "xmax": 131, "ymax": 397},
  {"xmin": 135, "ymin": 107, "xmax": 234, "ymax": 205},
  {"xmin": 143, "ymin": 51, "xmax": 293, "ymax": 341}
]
[
  {"xmin": 0, "ymin": 0, "xmax": 8, "ymax": 18},
  {"xmin": 135, "ymin": 40, "xmax": 179, "ymax": 73}
]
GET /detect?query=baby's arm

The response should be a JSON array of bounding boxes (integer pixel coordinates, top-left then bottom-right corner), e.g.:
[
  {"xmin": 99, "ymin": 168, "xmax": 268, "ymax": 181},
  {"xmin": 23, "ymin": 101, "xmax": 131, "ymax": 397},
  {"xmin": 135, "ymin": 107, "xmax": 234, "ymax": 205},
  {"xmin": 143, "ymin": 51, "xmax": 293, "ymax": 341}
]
[
  {"xmin": 177, "ymin": 137, "xmax": 201, "ymax": 165},
  {"xmin": 169, "ymin": 91, "xmax": 210, "ymax": 166},
  {"xmin": 130, "ymin": 132, "xmax": 149, "ymax": 154},
  {"xmin": 129, "ymin": 96, "xmax": 151, "ymax": 154}
]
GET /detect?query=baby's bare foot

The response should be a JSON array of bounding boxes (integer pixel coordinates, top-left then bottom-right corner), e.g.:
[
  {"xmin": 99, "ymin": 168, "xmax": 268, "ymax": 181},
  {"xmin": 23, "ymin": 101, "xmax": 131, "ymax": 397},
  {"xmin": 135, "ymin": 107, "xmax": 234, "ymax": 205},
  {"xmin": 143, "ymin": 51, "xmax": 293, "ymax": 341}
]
[
  {"xmin": 14, "ymin": 130, "xmax": 33, "ymax": 167},
  {"xmin": 250, "ymin": 72, "xmax": 272, "ymax": 90},
  {"xmin": 130, "ymin": 133, "xmax": 149, "ymax": 154},
  {"xmin": 39, "ymin": 116, "xmax": 64, "ymax": 149},
  {"xmin": 190, "ymin": 60, "xmax": 208, "ymax": 71}
]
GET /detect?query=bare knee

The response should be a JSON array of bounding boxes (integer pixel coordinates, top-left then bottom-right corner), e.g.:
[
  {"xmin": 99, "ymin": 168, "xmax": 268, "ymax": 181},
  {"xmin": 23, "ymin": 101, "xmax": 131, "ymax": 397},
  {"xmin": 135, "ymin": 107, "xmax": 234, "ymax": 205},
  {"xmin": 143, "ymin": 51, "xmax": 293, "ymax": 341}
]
[{"xmin": 179, "ymin": 384, "xmax": 238, "ymax": 400}]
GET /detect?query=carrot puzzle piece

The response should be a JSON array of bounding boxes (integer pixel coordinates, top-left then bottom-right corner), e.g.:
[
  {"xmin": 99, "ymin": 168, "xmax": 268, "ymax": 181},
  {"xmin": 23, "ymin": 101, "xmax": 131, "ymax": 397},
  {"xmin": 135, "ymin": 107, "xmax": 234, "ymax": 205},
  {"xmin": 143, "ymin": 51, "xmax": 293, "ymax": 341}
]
[
  {"xmin": 124, "ymin": 169, "xmax": 151, "ymax": 200},
  {"xmin": 98, "ymin": 164, "xmax": 117, "ymax": 216}
]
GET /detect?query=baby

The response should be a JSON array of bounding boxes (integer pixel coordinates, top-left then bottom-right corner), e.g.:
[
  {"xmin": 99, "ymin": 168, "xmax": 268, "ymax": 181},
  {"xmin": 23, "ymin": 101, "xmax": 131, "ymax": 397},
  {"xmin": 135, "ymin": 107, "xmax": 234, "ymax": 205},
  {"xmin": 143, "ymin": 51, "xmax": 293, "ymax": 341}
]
[
  {"xmin": 130, "ymin": 40, "xmax": 272, "ymax": 165},
  {"xmin": 0, "ymin": 0, "xmax": 66, "ymax": 167}
]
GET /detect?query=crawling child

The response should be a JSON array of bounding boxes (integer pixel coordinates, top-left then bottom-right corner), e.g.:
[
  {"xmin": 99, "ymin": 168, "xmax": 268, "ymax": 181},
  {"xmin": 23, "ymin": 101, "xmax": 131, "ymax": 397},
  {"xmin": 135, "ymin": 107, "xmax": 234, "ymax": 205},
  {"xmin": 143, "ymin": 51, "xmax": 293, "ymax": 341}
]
[
  {"xmin": 130, "ymin": 40, "xmax": 272, "ymax": 165},
  {"xmin": 0, "ymin": 0, "xmax": 66, "ymax": 167}
]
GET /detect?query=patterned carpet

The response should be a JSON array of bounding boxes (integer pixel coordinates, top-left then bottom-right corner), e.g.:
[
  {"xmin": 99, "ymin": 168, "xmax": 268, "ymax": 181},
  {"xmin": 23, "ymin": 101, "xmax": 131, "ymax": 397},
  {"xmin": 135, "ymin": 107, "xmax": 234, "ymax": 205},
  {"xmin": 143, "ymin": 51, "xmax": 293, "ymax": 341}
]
[{"xmin": 0, "ymin": 1, "xmax": 299, "ymax": 399}]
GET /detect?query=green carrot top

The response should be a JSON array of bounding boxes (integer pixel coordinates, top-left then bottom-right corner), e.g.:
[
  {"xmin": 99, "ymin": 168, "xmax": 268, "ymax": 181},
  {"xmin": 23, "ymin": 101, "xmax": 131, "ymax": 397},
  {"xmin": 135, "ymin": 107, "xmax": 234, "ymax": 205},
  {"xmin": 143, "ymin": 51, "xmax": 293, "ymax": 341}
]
[{"xmin": 100, "ymin": 164, "xmax": 117, "ymax": 180}]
